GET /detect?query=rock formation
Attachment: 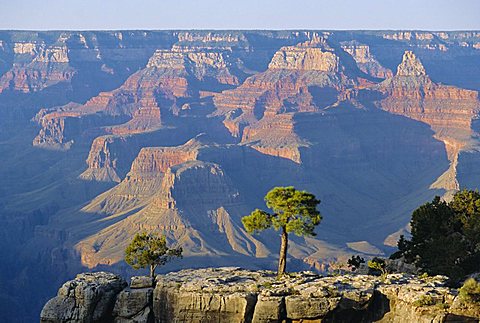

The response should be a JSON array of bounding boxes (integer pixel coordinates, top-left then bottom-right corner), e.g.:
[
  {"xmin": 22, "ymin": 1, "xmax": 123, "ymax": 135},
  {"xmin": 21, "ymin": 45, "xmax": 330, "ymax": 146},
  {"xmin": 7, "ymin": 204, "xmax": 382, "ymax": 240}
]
[
  {"xmin": 0, "ymin": 42, "xmax": 75, "ymax": 94},
  {"xmin": 40, "ymin": 272, "xmax": 127, "ymax": 323},
  {"xmin": 212, "ymin": 34, "xmax": 354, "ymax": 162},
  {"xmin": 376, "ymin": 51, "xmax": 479, "ymax": 134},
  {"xmin": 32, "ymin": 44, "xmax": 240, "ymax": 150},
  {"xmin": 213, "ymin": 35, "xmax": 347, "ymax": 122},
  {"xmin": 76, "ymin": 154, "xmax": 270, "ymax": 269},
  {"xmin": 41, "ymin": 268, "xmax": 480, "ymax": 322},
  {"xmin": 372, "ymin": 50, "xmax": 480, "ymax": 192},
  {"xmin": 341, "ymin": 42, "xmax": 393, "ymax": 79}
]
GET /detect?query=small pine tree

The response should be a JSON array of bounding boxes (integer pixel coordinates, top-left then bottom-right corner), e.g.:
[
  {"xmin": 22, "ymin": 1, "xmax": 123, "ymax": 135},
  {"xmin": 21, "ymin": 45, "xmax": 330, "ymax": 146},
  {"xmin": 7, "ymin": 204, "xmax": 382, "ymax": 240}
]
[
  {"xmin": 125, "ymin": 232, "xmax": 182, "ymax": 278},
  {"xmin": 347, "ymin": 255, "xmax": 365, "ymax": 271}
]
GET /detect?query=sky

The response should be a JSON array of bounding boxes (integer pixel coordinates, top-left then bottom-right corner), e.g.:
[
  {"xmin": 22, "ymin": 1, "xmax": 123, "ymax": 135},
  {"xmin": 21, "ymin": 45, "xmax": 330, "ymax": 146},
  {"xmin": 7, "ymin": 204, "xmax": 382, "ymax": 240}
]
[{"xmin": 1, "ymin": 0, "xmax": 479, "ymax": 31}]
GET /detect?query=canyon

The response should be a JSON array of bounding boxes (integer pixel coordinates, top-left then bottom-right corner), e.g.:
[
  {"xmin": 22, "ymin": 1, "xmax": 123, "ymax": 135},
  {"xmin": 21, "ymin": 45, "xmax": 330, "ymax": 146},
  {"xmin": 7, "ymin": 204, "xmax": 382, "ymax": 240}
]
[{"xmin": 0, "ymin": 30, "xmax": 479, "ymax": 321}]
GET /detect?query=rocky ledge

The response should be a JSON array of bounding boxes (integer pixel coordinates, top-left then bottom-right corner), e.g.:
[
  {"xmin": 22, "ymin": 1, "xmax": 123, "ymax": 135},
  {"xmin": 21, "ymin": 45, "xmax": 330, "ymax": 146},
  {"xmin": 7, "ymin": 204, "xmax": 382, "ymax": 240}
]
[{"xmin": 41, "ymin": 268, "xmax": 480, "ymax": 323}]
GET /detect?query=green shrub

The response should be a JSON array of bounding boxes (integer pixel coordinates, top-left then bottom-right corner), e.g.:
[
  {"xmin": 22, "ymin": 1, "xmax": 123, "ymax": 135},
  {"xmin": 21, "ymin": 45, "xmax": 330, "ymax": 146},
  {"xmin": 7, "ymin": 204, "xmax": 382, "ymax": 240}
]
[
  {"xmin": 347, "ymin": 255, "xmax": 365, "ymax": 271},
  {"xmin": 262, "ymin": 282, "xmax": 273, "ymax": 289},
  {"xmin": 368, "ymin": 257, "xmax": 388, "ymax": 278},
  {"xmin": 412, "ymin": 295, "xmax": 436, "ymax": 307},
  {"xmin": 459, "ymin": 278, "xmax": 480, "ymax": 304},
  {"xmin": 435, "ymin": 302, "xmax": 450, "ymax": 310}
]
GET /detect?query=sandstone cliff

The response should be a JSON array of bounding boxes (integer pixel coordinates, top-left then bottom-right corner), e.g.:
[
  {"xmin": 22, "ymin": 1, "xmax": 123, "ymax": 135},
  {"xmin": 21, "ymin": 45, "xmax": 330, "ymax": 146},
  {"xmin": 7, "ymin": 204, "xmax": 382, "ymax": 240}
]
[
  {"xmin": 41, "ymin": 268, "xmax": 480, "ymax": 323},
  {"xmin": 212, "ymin": 35, "xmax": 352, "ymax": 162},
  {"xmin": 214, "ymin": 35, "xmax": 347, "ymax": 120}
]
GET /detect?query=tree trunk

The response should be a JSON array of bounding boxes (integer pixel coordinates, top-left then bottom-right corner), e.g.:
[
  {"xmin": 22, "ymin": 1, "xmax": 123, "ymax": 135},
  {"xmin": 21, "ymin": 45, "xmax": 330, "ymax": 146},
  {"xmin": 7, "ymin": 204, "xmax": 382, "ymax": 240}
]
[
  {"xmin": 277, "ymin": 227, "xmax": 288, "ymax": 277},
  {"xmin": 150, "ymin": 264, "xmax": 156, "ymax": 279}
]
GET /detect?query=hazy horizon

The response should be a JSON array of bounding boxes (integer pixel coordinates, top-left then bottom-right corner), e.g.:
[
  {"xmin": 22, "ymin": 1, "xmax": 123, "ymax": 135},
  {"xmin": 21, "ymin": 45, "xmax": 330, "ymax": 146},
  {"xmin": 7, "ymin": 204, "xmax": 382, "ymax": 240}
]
[{"xmin": 1, "ymin": 0, "xmax": 480, "ymax": 31}]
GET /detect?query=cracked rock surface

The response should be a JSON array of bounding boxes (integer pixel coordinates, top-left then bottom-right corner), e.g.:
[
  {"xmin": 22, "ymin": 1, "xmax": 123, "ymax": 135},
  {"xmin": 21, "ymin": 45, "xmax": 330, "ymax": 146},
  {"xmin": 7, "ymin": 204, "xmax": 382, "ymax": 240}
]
[{"xmin": 41, "ymin": 268, "xmax": 480, "ymax": 322}]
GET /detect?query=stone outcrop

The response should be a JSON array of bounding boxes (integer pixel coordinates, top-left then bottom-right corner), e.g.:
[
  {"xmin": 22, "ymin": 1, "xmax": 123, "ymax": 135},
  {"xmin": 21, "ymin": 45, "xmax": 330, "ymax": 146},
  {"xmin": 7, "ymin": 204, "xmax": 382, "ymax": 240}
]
[
  {"xmin": 41, "ymin": 268, "xmax": 480, "ymax": 322},
  {"xmin": 395, "ymin": 51, "xmax": 427, "ymax": 77},
  {"xmin": 241, "ymin": 113, "xmax": 305, "ymax": 163},
  {"xmin": 212, "ymin": 36, "xmax": 351, "ymax": 162},
  {"xmin": 79, "ymin": 136, "xmax": 123, "ymax": 182},
  {"xmin": 40, "ymin": 272, "xmax": 127, "ymax": 323},
  {"xmin": 147, "ymin": 46, "xmax": 238, "ymax": 85},
  {"xmin": 75, "ymin": 159, "xmax": 269, "ymax": 269},
  {"xmin": 113, "ymin": 287, "xmax": 154, "ymax": 323},
  {"xmin": 214, "ymin": 37, "xmax": 346, "ymax": 121},
  {"xmin": 341, "ymin": 42, "xmax": 393, "ymax": 79},
  {"xmin": 130, "ymin": 140, "xmax": 200, "ymax": 177},
  {"xmin": 268, "ymin": 46, "xmax": 339, "ymax": 72}
]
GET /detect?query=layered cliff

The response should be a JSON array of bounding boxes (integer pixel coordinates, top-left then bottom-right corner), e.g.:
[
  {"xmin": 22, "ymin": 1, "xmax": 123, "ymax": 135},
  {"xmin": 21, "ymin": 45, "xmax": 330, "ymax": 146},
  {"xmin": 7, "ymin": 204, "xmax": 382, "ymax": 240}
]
[
  {"xmin": 0, "ymin": 42, "xmax": 75, "ymax": 94},
  {"xmin": 41, "ymin": 269, "xmax": 480, "ymax": 323},
  {"xmin": 212, "ymin": 35, "xmax": 354, "ymax": 162},
  {"xmin": 76, "ymin": 158, "xmax": 270, "ymax": 269},
  {"xmin": 372, "ymin": 50, "xmax": 480, "ymax": 192},
  {"xmin": 213, "ymin": 35, "xmax": 348, "ymax": 123},
  {"xmin": 79, "ymin": 136, "xmax": 124, "ymax": 182},
  {"xmin": 376, "ymin": 50, "xmax": 479, "ymax": 136},
  {"xmin": 340, "ymin": 41, "xmax": 393, "ymax": 80},
  {"xmin": 32, "ymin": 44, "xmax": 240, "ymax": 149},
  {"xmin": 79, "ymin": 137, "xmax": 205, "ymax": 215}
]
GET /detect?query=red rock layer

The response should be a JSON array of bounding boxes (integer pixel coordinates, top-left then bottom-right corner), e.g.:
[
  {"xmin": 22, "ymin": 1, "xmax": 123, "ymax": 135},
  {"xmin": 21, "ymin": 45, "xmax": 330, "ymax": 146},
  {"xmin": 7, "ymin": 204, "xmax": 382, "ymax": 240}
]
[
  {"xmin": 0, "ymin": 43, "xmax": 75, "ymax": 93},
  {"xmin": 79, "ymin": 136, "xmax": 122, "ymax": 182},
  {"xmin": 376, "ymin": 51, "xmax": 480, "ymax": 133},
  {"xmin": 33, "ymin": 46, "xmax": 238, "ymax": 149},
  {"xmin": 86, "ymin": 136, "xmax": 117, "ymax": 170},
  {"xmin": 372, "ymin": 50, "xmax": 480, "ymax": 191},
  {"xmin": 241, "ymin": 114, "xmax": 304, "ymax": 163},
  {"xmin": 129, "ymin": 138, "xmax": 202, "ymax": 177},
  {"xmin": 131, "ymin": 147, "xmax": 198, "ymax": 175},
  {"xmin": 32, "ymin": 104, "xmax": 83, "ymax": 148},
  {"xmin": 213, "ymin": 38, "xmax": 351, "ymax": 162},
  {"xmin": 214, "ymin": 41, "xmax": 345, "ymax": 119}
]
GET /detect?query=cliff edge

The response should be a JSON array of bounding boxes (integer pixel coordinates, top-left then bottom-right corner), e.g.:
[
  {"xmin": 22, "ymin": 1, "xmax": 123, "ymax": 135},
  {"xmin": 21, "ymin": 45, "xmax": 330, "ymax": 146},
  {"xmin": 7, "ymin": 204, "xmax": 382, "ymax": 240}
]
[{"xmin": 41, "ymin": 268, "xmax": 480, "ymax": 323}]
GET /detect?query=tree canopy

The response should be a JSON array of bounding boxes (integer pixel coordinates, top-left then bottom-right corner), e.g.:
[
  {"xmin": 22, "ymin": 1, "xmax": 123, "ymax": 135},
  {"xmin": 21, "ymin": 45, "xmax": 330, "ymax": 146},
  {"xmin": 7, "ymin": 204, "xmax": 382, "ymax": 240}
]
[
  {"xmin": 242, "ymin": 186, "xmax": 321, "ymax": 236},
  {"xmin": 125, "ymin": 232, "xmax": 182, "ymax": 278},
  {"xmin": 242, "ymin": 186, "xmax": 321, "ymax": 276},
  {"xmin": 394, "ymin": 190, "xmax": 480, "ymax": 281}
]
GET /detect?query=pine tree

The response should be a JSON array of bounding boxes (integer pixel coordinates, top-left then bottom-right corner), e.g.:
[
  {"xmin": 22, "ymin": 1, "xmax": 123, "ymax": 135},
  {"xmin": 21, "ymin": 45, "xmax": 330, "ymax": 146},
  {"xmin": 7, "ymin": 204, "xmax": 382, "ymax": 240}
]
[
  {"xmin": 242, "ymin": 186, "xmax": 321, "ymax": 277},
  {"xmin": 125, "ymin": 232, "xmax": 182, "ymax": 278}
]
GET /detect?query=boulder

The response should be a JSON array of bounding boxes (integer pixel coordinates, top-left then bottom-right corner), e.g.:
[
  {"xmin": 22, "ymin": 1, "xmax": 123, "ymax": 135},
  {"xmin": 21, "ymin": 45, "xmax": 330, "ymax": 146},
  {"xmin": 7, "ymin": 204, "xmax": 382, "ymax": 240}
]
[
  {"xmin": 251, "ymin": 295, "xmax": 285, "ymax": 323},
  {"xmin": 40, "ymin": 272, "xmax": 127, "ymax": 323},
  {"xmin": 130, "ymin": 276, "xmax": 155, "ymax": 289},
  {"xmin": 113, "ymin": 288, "xmax": 153, "ymax": 323}
]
